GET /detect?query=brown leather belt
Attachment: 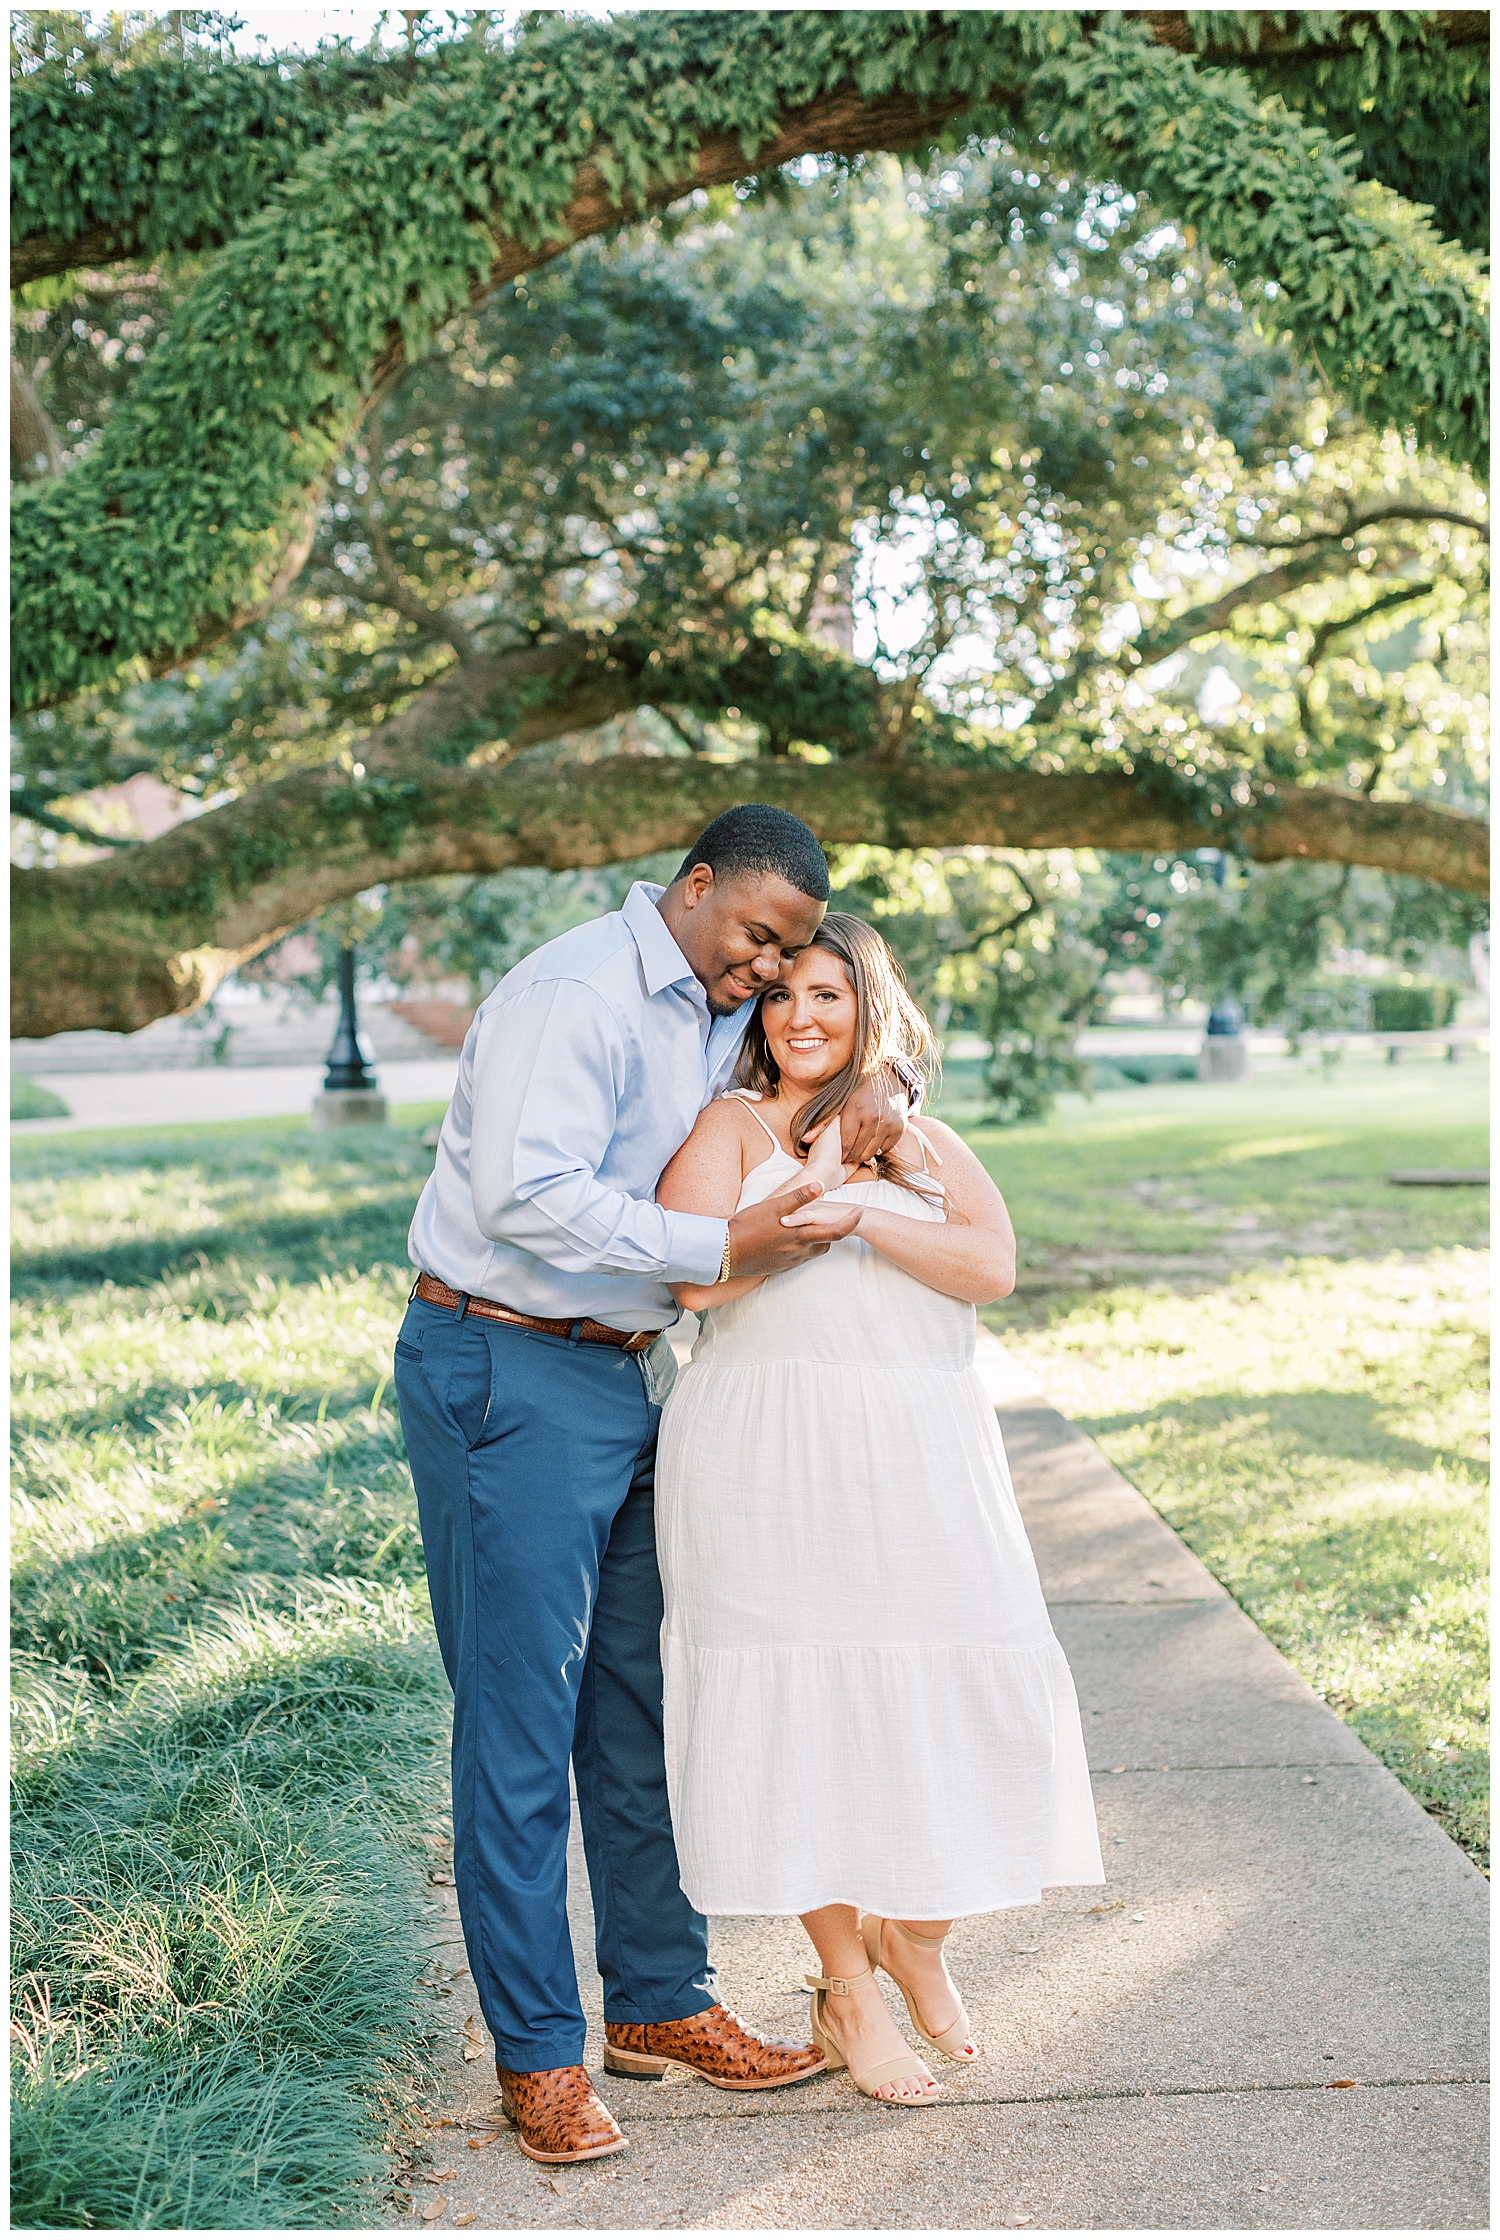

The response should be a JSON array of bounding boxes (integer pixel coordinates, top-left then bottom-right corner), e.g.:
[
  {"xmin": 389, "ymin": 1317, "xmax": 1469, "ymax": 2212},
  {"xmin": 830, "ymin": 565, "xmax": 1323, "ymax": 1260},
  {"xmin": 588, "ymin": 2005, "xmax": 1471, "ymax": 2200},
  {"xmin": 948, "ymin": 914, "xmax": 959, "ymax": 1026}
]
[{"xmin": 412, "ymin": 1272, "xmax": 656, "ymax": 1352}]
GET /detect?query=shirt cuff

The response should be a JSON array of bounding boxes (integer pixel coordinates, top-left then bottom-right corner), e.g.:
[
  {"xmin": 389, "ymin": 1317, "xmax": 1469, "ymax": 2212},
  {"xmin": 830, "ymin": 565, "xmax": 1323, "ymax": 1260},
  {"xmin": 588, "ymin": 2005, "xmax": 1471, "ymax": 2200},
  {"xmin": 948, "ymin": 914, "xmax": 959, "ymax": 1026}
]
[{"xmin": 663, "ymin": 1209, "xmax": 730, "ymax": 1285}]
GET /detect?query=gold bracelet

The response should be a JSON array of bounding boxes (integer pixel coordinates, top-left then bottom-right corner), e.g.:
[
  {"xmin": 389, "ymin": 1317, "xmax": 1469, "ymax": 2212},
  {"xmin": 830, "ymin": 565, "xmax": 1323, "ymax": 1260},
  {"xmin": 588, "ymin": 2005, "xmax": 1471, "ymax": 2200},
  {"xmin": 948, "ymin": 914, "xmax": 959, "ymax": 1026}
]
[{"xmin": 718, "ymin": 1228, "xmax": 734, "ymax": 1285}]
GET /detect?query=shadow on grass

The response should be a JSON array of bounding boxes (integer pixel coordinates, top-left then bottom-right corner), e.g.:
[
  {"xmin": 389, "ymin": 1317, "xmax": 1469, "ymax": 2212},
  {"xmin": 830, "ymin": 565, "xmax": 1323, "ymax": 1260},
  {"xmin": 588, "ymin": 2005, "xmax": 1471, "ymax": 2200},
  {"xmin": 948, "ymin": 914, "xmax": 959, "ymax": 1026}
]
[
  {"xmin": 15, "ymin": 1372, "xmax": 400, "ymax": 1454},
  {"xmin": 11, "ymin": 1205, "xmax": 420, "ymax": 1298},
  {"xmin": 14, "ymin": 1430, "xmax": 423, "ymax": 1685},
  {"xmin": 1074, "ymin": 1387, "xmax": 1487, "ymax": 1483}
]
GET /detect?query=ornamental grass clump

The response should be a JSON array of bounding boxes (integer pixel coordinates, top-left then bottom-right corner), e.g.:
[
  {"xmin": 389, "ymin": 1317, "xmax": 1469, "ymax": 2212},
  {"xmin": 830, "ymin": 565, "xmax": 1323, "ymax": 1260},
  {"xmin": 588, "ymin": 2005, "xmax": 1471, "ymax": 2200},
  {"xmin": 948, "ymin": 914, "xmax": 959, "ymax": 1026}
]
[
  {"xmin": 11, "ymin": 1120, "xmax": 450, "ymax": 2229},
  {"xmin": 11, "ymin": 1591, "xmax": 450, "ymax": 2227}
]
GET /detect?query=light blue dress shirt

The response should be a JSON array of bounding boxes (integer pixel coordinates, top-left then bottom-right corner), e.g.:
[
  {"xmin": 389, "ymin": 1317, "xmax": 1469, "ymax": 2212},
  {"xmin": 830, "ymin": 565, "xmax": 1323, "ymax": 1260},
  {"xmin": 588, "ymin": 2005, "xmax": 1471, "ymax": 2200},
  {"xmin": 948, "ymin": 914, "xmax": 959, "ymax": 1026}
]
[{"xmin": 407, "ymin": 883, "xmax": 752, "ymax": 1331}]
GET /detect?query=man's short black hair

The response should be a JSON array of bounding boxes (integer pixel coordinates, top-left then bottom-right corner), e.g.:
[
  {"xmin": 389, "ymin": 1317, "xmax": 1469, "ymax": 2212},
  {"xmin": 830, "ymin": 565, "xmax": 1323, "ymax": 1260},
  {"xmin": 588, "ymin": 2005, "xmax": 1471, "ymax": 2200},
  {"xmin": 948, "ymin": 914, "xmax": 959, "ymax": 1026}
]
[{"xmin": 674, "ymin": 803, "xmax": 830, "ymax": 903}]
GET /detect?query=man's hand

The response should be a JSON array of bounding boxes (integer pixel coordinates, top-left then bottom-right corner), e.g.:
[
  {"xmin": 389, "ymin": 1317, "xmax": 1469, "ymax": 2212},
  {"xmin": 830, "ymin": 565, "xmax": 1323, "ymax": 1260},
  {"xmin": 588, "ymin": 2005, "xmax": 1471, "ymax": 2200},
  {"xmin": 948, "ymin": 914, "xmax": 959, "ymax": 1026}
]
[
  {"xmin": 837, "ymin": 1068, "xmax": 910, "ymax": 1169},
  {"xmin": 727, "ymin": 1181, "xmax": 861, "ymax": 1277}
]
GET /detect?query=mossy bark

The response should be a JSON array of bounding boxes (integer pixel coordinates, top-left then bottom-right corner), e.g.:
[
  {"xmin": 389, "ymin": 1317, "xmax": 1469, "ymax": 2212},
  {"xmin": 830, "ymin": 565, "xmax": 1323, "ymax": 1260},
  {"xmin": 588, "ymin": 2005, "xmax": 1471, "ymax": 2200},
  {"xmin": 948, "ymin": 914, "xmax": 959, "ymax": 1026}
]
[
  {"xmin": 16, "ymin": 16, "xmax": 1486, "ymax": 291},
  {"xmin": 13, "ymin": 14, "xmax": 1489, "ymax": 713},
  {"xmin": 13, "ymin": 757, "xmax": 1486, "ymax": 1039}
]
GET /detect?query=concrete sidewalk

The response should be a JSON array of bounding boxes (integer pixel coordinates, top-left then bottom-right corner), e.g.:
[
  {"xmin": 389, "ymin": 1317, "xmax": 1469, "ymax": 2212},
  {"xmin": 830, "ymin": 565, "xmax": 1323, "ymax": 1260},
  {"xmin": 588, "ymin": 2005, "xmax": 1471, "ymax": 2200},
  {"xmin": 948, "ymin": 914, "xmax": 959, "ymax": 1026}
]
[
  {"xmin": 11, "ymin": 1056, "xmax": 459, "ymax": 1134},
  {"xmin": 394, "ymin": 1336, "xmax": 1488, "ymax": 2232}
]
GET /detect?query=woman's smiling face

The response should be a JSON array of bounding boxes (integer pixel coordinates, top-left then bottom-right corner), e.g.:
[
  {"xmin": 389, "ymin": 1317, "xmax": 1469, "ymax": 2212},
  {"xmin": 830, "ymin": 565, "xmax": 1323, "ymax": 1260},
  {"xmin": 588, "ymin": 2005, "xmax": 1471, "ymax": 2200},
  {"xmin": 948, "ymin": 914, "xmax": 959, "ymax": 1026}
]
[{"xmin": 759, "ymin": 945, "xmax": 858, "ymax": 1090}]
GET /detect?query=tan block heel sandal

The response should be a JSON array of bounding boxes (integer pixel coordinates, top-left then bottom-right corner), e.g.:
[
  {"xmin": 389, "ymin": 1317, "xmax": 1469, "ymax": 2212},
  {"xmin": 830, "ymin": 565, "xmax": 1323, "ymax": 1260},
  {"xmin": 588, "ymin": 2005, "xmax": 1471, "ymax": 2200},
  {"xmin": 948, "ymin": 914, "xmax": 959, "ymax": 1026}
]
[
  {"xmin": 861, "ymin": 1915, "xmax": 979, "ymax": 2063},
  {"xmin": 805, "ymin": 1967, "xmax": 939, "ymax": 2102}
]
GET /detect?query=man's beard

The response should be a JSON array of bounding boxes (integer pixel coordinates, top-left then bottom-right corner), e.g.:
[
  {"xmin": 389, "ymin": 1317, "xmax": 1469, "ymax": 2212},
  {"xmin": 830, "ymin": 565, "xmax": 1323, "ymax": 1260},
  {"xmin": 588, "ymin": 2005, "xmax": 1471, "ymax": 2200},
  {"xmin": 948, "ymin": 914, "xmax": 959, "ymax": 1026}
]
[{"xmin": 705, "ymin": 989, "xmax": 753, "ymax": 1018}]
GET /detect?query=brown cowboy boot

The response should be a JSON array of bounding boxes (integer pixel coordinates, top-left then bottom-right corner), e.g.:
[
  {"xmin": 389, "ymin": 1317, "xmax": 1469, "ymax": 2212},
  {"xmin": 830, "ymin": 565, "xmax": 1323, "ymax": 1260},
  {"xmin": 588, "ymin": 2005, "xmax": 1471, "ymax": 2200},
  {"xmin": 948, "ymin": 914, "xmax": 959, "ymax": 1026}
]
[
  {"xmin": 495, "ymin": 2063, "xmax": 628, "ymax": 2163},
  {"xmin": 603, "ymin": 2003, "xmax": 826, "ymax": 2092}
]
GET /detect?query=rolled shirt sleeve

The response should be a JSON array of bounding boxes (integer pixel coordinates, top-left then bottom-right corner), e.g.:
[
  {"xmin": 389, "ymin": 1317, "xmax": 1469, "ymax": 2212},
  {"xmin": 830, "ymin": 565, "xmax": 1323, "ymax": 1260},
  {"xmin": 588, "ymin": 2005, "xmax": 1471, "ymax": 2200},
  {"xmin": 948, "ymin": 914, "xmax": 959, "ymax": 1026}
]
[{"xmin": 468, "ymin": 980, "xmax": 727, "ymax": 1285}]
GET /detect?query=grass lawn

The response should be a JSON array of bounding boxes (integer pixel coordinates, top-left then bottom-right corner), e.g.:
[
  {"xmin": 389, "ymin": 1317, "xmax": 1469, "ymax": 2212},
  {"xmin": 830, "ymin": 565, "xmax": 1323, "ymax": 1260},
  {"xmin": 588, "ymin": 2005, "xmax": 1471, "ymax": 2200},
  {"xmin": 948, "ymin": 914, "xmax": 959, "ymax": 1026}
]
[
  {"xmin": 952, "ymin": 1050, "xmax": 1490, "ymax": 1869},
  {"xmin": 11, "ymin": 1120, "xmax": 447, "ymax": 2229}
]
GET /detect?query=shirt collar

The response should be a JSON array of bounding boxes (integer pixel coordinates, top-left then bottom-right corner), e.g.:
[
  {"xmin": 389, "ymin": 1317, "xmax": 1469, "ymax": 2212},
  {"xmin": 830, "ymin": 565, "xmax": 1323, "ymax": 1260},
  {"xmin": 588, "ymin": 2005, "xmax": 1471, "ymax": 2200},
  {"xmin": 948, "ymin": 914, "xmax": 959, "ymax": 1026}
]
[{"xmin": 623, "ymin": 882, "xmax": 705, "ymax": 1001}]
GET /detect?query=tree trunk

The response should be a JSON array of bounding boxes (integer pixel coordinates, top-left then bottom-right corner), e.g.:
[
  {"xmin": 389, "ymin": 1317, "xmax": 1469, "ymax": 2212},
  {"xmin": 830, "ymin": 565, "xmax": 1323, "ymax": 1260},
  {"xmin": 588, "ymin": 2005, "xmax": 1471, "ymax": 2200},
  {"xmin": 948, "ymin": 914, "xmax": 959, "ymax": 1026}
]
[
  {"xmin": 12, "ymin": 756, "xmax": 1486, "ymax": 1038},
  {"xmin": 10, "ymin": 361, "xmax": 64, "ymax": 479}
]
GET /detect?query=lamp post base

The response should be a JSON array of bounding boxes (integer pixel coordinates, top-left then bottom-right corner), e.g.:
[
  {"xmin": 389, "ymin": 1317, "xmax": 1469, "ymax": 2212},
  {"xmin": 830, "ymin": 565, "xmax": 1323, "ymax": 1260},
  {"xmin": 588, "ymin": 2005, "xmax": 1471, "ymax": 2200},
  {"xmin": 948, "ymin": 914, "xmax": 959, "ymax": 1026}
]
[
  {"xmin": 311, "ymin": 1090, "xmax": 389, "ymax": 1130},
  {"xmin": 1197, "ymin": 1035, "xmax": 1250, "ymax": 1083}
]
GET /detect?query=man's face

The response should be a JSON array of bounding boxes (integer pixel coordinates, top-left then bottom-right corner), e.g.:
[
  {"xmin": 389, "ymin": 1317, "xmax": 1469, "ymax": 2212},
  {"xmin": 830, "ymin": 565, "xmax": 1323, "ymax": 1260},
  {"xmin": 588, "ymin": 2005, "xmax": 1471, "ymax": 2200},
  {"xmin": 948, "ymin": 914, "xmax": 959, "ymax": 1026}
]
[{"xmin": 668, "ymin": 867, "xmax": 826, "ymax": 1016}]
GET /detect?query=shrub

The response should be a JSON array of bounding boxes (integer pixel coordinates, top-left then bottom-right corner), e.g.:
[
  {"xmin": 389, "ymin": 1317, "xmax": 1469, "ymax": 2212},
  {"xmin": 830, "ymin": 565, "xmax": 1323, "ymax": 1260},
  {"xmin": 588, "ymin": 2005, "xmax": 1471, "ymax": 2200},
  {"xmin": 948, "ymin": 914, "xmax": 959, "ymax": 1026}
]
[
  {"xmin": 12, "ymin": 1077, "xmax": 70, "ymax": 1120},
  {"xmin": 1370, "ymin": 982, "xmax": 1461, "ymax": 1032},
  {"xmin": 1086, "ymin": 1054, "xmax": 1199, "ymax": 1092}
]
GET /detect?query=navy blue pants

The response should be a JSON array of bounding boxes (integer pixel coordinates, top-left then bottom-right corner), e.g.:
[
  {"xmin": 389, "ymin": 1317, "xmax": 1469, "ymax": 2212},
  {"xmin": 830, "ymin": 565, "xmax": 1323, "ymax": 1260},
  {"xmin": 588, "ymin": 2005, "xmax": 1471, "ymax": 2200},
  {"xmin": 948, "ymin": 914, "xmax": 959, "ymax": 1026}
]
[{"xmin": 394, "ymin": 1295, "xmax": 716, "ymax": 2070}]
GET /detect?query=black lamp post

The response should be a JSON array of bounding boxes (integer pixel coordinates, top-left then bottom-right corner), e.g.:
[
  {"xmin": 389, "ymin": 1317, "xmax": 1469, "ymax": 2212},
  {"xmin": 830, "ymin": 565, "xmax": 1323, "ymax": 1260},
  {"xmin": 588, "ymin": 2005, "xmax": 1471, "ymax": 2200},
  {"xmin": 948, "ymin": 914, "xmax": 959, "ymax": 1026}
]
[
  {"xmin": 323, "ymin": 944, "xmax": 377, "ymax": 1092},
  {"xmin": 311, "ymin": 940, "xmax": 386, "ymax": 1129}
]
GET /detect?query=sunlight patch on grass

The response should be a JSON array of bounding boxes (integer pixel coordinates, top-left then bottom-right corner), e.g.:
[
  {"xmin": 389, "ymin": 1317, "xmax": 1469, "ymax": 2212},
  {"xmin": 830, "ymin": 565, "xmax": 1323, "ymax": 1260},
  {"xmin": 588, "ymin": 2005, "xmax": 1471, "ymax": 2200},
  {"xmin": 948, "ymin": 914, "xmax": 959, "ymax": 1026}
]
[
  {"xmin": 964, "ymin": 1056, "xmax": 1488, "ymax": 1295},
  {"xmin": 1207, "ymin": 1130, "xmax": 1340, "ymax": 1162}
]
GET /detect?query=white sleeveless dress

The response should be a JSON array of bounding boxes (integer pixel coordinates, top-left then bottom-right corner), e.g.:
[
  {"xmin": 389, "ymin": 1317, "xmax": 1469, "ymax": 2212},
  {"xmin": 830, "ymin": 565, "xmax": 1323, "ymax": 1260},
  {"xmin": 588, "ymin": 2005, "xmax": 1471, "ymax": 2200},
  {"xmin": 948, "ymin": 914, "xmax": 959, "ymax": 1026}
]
[{"xmin": 655, "ymin": 1101, "xmax": 1105, "ymax": 1919}]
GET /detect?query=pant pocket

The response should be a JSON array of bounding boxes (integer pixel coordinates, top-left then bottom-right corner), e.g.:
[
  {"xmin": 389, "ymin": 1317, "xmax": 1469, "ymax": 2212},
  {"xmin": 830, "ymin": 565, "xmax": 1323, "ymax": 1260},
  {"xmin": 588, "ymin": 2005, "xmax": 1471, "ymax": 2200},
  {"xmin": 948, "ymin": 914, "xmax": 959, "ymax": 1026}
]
[
  {"xmin": 636, "ymin": 1330, "xmax": 678, "ymax": 1410},
  {"xmin": 444, "ymin": 1324, "xmax": 496, "ymax": 1447}
]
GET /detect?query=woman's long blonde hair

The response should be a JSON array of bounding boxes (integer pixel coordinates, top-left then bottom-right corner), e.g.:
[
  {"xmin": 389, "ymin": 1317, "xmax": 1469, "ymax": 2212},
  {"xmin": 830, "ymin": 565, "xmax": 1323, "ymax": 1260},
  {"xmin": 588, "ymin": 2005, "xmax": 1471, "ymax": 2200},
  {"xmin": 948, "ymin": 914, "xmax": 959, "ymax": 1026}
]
[{"xmin": 734, "ymin": 912, "xmax": 941, "ymax": 1199}]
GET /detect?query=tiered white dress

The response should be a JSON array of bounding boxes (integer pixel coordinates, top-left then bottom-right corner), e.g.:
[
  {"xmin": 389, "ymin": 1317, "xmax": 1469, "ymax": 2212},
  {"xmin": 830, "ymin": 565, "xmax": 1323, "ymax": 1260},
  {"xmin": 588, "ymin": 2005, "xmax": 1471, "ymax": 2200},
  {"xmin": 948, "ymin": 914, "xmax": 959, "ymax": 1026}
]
[{"xmin": 655, "ymin": 1103, "xmax": 1104, "ymax": 1919}]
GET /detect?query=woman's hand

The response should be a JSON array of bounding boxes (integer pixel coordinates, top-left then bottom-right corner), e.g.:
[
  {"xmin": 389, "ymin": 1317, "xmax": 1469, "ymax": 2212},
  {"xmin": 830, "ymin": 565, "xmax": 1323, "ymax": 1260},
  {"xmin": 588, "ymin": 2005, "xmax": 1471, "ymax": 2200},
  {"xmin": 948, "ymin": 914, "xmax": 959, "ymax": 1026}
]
[
  {"xmin": 658, "ymin": 1097, "xmax": 860, "ymax": 1306},
  {"xmin": 802, "ymin": 1118, "xmax": 850, "ymax": 1194},
  {"xmin": 848, "ymin": 1119, "xmax": 1015, "ymax": 1304}
]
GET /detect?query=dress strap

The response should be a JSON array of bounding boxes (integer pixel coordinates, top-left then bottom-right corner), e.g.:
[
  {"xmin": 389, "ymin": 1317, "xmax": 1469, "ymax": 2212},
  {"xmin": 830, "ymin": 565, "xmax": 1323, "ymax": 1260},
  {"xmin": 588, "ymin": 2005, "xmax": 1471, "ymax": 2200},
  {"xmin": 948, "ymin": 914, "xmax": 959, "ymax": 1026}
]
[
  {"xmin": 722, "ymin": 1089, "xmax": 783, "ymax": 1150},
  {"xmin": 899, "ymin": 1123, "xmax": 946, "ymax": 1203}
]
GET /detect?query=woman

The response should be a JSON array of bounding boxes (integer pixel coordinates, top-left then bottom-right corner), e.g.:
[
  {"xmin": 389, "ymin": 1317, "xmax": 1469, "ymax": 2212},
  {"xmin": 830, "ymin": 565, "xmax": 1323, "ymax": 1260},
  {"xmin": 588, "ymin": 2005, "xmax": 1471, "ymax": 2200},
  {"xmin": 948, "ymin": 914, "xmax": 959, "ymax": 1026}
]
[{"xmin": 655, "ymin": 914, "xmax": 1103, "ymax": 2105}]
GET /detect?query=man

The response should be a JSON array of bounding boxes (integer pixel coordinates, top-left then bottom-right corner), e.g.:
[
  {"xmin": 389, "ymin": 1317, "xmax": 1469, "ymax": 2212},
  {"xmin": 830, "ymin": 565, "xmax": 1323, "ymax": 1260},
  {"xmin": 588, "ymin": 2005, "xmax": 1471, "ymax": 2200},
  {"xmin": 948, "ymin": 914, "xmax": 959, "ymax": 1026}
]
[{"xmin": 395, "ymin": 804, "xmax": 910, "ymax": 2164}]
